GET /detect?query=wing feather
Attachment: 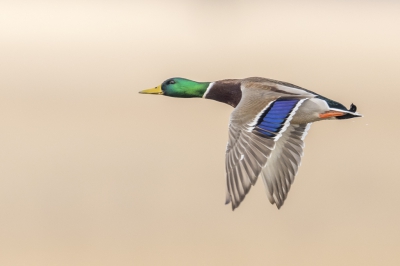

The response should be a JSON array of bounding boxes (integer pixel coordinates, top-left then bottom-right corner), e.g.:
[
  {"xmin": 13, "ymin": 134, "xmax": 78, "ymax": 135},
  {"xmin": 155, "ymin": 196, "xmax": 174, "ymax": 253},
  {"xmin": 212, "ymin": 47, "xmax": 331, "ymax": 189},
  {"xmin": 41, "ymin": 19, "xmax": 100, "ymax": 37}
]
[
  {"xmin": 224, "ymin": 80, "xmax": 314, "ymax": 209},
  {"xmin": 225, "ymin": 121, "xmax": 312, "ymax": 209},
  {"xmin": 259, "ymin": 123, "xmax": 312, "ymax": 208}
]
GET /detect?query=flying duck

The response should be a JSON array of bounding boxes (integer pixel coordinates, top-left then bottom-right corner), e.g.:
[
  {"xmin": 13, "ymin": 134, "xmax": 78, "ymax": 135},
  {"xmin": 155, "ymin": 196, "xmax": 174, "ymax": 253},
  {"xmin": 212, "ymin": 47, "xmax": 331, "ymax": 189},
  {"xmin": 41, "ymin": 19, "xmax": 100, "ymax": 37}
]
[{"xmin": 139, "ymin": 77, "xmax": 361, "ymax": 210}]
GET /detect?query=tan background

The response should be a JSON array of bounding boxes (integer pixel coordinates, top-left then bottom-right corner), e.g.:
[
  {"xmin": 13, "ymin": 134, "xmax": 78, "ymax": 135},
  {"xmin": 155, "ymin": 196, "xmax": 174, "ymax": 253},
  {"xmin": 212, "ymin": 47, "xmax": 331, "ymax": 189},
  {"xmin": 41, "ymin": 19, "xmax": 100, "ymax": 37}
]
[{"xmin": 1, "ymin": 1, "xmax": 399, "ymax": 265}]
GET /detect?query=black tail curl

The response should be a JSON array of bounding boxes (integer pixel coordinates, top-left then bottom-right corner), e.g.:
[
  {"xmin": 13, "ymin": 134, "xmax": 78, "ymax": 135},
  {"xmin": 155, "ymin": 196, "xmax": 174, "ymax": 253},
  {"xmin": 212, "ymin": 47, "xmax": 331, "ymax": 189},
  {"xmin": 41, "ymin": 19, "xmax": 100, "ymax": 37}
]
[
  {"xmin": 336, "ymin": 103, "xmax": 361, "ymax": 120},
  {"xmin": 349, "ymin": 103, "xmax": 357, "ymax": 112}
]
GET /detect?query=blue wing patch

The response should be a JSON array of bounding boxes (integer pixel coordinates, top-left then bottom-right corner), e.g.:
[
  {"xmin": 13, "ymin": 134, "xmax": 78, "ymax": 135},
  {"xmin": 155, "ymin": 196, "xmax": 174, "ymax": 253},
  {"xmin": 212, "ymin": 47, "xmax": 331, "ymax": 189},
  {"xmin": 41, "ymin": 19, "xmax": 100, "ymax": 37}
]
[{"xmin": 254, "ymin": 99, "xmax": 301, "ymax": 138}]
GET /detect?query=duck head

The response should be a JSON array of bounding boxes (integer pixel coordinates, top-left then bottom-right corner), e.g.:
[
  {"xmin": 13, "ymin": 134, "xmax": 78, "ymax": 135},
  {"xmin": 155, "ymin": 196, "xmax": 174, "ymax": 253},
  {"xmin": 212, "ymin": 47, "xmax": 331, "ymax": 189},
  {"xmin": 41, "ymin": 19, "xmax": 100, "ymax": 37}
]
[{"xmin": 139, "ymin": 77, "xmax": 211, "ymax": 98}]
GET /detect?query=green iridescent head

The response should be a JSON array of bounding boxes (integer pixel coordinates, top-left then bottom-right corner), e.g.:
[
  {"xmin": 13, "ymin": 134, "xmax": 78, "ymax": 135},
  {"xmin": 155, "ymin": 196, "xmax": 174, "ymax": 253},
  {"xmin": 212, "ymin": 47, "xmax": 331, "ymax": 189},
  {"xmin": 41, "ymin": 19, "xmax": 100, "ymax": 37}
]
[{"xmin": 139, "ymin": 77, "xmax": 210, "ymax": 98}]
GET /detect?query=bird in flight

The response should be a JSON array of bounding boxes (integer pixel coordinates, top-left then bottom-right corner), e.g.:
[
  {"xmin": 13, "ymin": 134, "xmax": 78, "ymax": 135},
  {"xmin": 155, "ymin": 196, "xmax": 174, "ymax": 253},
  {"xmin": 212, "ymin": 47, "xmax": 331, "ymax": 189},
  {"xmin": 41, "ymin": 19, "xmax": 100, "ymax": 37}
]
[{"xmin": 140, "ymin": 77, "xmax": 361, "ymax": 210}]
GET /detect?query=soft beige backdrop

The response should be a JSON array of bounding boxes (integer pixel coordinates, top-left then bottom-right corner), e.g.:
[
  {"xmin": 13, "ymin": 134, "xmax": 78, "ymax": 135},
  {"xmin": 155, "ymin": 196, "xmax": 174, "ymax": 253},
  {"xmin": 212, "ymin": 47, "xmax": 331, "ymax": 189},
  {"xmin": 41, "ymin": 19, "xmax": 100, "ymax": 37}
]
[{"xmin": 1, "ymin": 1, "xmax": 399, "ymax": 265}]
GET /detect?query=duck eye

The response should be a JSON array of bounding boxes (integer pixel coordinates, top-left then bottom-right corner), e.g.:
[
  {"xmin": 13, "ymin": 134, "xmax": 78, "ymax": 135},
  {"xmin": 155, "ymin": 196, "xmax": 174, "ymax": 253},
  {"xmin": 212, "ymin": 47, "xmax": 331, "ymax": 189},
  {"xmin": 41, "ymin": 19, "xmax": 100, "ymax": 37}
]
[{"xmin": 168, "ymin": 80, "xmax": 175, "ymax": 85}]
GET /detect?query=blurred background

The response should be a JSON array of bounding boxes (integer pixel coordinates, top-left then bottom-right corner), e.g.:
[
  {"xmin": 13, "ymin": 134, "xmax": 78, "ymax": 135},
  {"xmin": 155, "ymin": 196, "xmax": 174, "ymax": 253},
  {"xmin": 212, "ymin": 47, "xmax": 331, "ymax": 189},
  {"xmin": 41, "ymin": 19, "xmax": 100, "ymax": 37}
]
[{"xmin": 1, "ymin": 0, "xmax": 399, "ymax": 265}]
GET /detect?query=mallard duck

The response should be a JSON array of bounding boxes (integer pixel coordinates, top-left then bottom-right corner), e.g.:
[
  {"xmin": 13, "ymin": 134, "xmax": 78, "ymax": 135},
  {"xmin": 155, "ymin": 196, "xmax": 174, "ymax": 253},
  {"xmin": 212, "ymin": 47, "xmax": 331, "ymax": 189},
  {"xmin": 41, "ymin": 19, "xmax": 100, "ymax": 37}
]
[{"xmin": 140, "ymin": 77, "xmax": 362, "ymax": 210}]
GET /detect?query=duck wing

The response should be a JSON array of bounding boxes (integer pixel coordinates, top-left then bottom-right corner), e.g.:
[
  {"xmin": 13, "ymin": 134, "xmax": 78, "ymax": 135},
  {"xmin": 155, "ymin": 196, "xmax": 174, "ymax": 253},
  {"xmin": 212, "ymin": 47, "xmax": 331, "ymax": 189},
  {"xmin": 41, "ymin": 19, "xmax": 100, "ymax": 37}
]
[
  {"xmin": 259, "ymin": 123, "xmax": 311, "ymax": 208},
  {"xmin": 225, "ymin": 79, "xmax": 314, "ymax": 209}
]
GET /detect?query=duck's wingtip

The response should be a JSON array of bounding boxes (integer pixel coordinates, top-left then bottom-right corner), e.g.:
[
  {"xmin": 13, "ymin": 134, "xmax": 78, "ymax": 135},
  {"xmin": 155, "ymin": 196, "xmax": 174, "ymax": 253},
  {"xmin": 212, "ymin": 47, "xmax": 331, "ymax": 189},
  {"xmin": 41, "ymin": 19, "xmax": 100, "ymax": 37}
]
[{"xmin": 225, "ymin": 193, "xmax": 231, "ymax": 205}]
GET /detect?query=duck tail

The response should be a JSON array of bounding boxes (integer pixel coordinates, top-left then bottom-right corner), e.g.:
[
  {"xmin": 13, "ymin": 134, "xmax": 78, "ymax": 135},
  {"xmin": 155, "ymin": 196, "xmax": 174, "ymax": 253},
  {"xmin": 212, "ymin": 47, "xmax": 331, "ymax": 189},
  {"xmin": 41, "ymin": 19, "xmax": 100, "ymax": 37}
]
[{"xmin": 335, "ymin": 103, "xmax": 363, "ymax": 120}]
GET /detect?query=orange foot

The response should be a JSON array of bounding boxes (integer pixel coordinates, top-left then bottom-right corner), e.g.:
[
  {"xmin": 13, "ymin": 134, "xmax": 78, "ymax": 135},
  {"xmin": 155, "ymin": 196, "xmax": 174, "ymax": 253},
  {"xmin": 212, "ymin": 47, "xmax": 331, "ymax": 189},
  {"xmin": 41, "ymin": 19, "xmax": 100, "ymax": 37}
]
[{"xmin": 319, "ymin": 111, "xmax": 345, "ymax": 119}]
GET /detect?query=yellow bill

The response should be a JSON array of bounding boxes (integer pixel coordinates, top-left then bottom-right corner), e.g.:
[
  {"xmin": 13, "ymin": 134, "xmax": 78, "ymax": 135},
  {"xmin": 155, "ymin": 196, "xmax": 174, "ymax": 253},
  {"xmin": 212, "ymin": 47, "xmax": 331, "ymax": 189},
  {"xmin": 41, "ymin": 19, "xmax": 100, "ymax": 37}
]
[{"xmin": 139, "ymin": 85, "xmax": 163, "ymax": 95}]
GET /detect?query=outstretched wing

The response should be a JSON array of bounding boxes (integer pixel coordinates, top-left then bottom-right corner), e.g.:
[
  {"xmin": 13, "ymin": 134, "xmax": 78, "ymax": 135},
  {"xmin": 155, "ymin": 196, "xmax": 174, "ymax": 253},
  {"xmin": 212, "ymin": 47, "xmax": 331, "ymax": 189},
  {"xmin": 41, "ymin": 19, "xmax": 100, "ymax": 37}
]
[
  {"xmin": 259, "ymin": 123, "xmax": 311, "ymax": 209},
  {"xmin": 225, "ymin": 79, "xmax": 314, "ymax": 210}
]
